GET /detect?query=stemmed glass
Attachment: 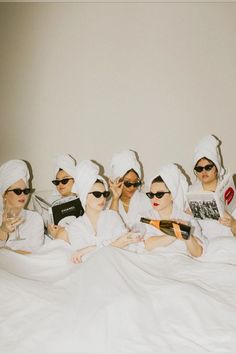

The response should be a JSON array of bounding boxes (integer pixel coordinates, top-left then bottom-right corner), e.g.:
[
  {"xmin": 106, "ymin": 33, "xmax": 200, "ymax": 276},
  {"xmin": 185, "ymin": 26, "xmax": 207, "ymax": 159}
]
[
  {"xmin": 6, "ymin": 207, "xmax": 26, "ymax": 241},
  {"xmin": 128, "ymin": 222, "xmax": 146, "ymax": 253}
]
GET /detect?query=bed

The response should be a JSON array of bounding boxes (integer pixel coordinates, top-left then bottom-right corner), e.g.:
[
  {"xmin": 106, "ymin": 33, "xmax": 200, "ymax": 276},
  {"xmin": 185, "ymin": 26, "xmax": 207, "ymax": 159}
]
[{"xmin": 1, "ymin": 237, "xmax": 236, "ymax": 353}]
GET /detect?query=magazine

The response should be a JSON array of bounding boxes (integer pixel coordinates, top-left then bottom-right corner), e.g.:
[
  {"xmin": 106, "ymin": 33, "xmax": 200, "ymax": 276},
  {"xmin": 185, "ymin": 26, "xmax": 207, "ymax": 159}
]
[
  {"xmin": 33, "ymin": 192, "xmax": 84, "ymax": 227},
  {"xmin": 186, "ymin": 173, "xmax": 236, "ymax": 220}
]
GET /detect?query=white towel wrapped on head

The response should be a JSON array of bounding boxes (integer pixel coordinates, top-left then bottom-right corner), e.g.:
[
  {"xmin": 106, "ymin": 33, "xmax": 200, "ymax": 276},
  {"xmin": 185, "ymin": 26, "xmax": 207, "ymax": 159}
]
[
  {"xmin": 193, "ymin": 135, "xmax": 225, "ymax": 178},
  {"xmin": 53, "ymin": 154, "xmax": 76, "ymax": 179},
  {"xmin": 0, "ymin": 159, "xmax": 30, "ymax": 210},
  {"xmin": 150, "ymin": 163, "xmax": 188, "ymax": 211},
  {"xmin": 109, "ymin": 149, "xmax": 142, "ymax": 181},
  {"xmin": 72, "ymin": 160, "xmax": 108, "ymax": 208}
]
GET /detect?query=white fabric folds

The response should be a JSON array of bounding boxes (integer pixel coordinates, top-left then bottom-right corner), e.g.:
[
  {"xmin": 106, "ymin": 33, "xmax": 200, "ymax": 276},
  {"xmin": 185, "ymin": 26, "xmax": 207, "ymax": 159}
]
[
  {"xmin": 53, "ymin": 154, "xmax": 76, "ymax": 179},
  {"xmin": 0, "ymin": 159, "xmax": 30, "ymax": 209},
  {"xmin": 109, "ymin": 149, "xmax": 142, "ymax": 180}
]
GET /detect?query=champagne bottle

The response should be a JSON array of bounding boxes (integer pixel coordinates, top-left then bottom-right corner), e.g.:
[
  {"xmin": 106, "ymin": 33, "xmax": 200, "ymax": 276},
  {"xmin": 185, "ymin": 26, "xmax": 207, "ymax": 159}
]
[{"xmin": 140, "ymin": 217, "xmax": 191, "ymax": 240}]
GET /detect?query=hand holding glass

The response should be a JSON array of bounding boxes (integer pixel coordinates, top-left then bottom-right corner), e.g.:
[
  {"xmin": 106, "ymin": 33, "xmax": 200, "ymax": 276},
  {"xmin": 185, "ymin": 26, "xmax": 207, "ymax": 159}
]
[{"xmin": 6, "ymin": 207, "xmax": 25, "ymax": 241}]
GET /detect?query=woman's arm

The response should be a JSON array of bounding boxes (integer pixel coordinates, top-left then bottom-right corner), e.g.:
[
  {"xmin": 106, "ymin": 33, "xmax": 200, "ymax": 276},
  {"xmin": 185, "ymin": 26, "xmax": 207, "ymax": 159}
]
[
  {"xmin": 219, "ymin": 212, "xmax": 236, "ymax": 236},
  {"xmin": 109, "ymin": 178, "xmax": 123, "ymax": 212},
  {"xmin": 144, "ymin": 235, "xmax": 175, "ymax": 251},
  {"xmin": 71, "ymin": 245, "xmax": 97, "ymax": 263},
  {"xmin": 54, "ymin": 227, "xmax": 70, "ymax": 243},
  {"xmin": 184, "ymin": 236, "xmax": 203, "ymax": 257}
]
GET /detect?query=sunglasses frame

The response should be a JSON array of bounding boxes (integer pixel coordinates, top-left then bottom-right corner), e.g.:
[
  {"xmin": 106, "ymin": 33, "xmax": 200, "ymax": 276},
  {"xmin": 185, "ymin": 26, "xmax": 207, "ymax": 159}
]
[
  {"xmin": 123, "ymin": 180, "xmax": 142, "ymax": 188},
  {"xmin": 52, "ymin": 178, "xmax": 74, "ymax": 186},
  {"xmin": 194, "ymin": 164, "xmax": 215, "ymax": 173},
  {"xmin": 146, "ymin": 191, "xmax": 171, "ymax": 199},
  {"xmin": 6, "ymin": 188, "xmax": 32, "ymax": 196},
  {"xmin": 88, "ymin": 191, "xmax": 110, "ymax": 199}
]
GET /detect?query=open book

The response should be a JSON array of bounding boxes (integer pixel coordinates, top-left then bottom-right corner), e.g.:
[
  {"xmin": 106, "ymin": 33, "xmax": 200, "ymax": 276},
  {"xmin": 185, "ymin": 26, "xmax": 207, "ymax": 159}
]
[
  {"xmin": 186, "ymin": 173, "xmax": 236, "ymax": 220},
  {"xmin": 33, "ymin": 191, "xmax": 84, "ymax": 227}
]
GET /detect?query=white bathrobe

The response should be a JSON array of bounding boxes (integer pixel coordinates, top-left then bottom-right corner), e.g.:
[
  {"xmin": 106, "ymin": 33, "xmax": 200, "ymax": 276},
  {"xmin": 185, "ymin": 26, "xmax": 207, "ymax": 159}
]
[
  {"xmin": 115, "ymin": 190, "xmax": 151, "ymax": 230},
  {"xmin": 66, "ymin": 209, "xmax": 127, "ymax": 250},
  {"xmin": 141, "ymin": 203, "xmax": 206, "ymax": 255},
  {"xmin": 0, "ymin": 210, "xmax": 44, "ymax": 252}
]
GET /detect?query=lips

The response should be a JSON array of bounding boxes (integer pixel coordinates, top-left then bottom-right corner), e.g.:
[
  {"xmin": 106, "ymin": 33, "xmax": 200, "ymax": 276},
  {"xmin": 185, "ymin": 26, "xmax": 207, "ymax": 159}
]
[
  {"xmin": 224, "ymin": 187, "xmax": 234, "ymax": 205},
  {"xmin": 153, "ymin": 202, "xmax": 159, "ymax": 207}
]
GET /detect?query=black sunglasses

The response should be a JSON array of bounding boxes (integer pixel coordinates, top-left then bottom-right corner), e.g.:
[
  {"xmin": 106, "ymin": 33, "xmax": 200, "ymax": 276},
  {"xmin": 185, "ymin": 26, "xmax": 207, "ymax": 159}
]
[
  {"xmin": 194, "ymin": 164, "xmax": 215, "ymax": 173},
  {"xmin": 146, "ymin": 191, "xmax": 171, "ymax": 199},
  {"xmin": 6, "ymin": 188, "xmax": 32, "ymax": 196},
  {"xmin": 123, "ymin": 181, "xmax": 142, "ymax": 188},
  {"xmin": 88, "ymin": 191, "xmax": 110, "ymax": 199},
  {"xmin": 52, "ymin": 178, "xmax": 74, "ymax": 186}
]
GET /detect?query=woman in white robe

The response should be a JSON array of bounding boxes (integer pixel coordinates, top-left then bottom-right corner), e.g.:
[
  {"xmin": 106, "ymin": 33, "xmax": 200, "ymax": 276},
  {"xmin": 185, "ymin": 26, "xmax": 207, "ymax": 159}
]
[
  {"xmin": 108, "ymin": 149, "xmax": 150, "ymax": 229},
  {"xmin": 189, "ymin": 135, "xmax": 236, "ymax": 239},
  {"xmin": 143, "ymin": 163, "xmax": 205, "ymax": 257},
  {"xmin": 47, "ymin": 154, "xmax": 84, "ymax": 238},
  {"xmin": 55, "ymin": 160, "xmax": 143, "ymax": 263},
  {"xmin": 0, "ymin": 159, "xmax": 44, "ymax": 253}
]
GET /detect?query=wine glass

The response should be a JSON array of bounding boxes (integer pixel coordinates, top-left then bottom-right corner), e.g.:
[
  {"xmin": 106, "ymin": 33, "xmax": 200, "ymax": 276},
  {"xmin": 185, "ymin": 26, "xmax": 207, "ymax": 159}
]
[
  {"xmin": 130, "ymin": 222, "xmax": 146, "ymax": 238},
  {"xmin": 6, "ymin": 207, "xmax": 26, "ymax": 241},
  {"xmin": 127, "ymin": 222, "xmax": 146, "ymax": 253}
]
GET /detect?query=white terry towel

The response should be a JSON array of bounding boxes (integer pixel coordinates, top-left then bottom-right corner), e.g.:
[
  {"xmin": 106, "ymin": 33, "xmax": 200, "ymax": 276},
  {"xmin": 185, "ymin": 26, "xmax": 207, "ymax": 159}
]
[
  {"xmin": 53, "ymin": 154, "xmax": 76, "ymax": 179},
  {"xmin": 150, "ymin": 163, "xmax": 188, "ymax": 211},
  {"xmin": 0, "ymin": 159, "xmax": 30, "ymax": 210},
  {"xmin": 109, "ymin": 149, "xmax": 142, "ymax": 181},
  {"xmin": 193, "ymin": 135, "xmax": 225, "ymax": 178},
  {"xmin": 72, "ymin": 160, "xmax": 108, "ymax": 209}
]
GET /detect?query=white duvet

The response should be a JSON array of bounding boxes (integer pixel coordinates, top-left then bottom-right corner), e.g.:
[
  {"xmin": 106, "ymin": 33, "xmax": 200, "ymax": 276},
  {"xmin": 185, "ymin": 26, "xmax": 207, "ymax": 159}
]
[{"xmin": 1, "ymin": 237, "xmax": 236, "ymax": 353}]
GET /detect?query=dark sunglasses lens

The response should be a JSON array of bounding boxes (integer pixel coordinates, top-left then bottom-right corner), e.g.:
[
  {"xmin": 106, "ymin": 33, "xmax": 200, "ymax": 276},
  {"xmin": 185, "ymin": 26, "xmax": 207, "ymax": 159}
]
[
  {"xmin": 52, "ymin": 180, "xmax": 59, "ymax": 186},
  {"xmin": 61, "ymin": 179, "xmax": 70, "ymax": 185},
  {"xmin": 124, "ymin": 181, "xmax": 141, "ymax": 188},
  {"xmin": 156, "ymin": 192, "xmax": 165, "ymax": 198},
  {"xmin": 104, "ymin": 191, "xmax": 110, "ymax": 198},
  {"xmin": 92, "ymin": 192, "xmax": 102, "ymax": 198},
  {"xmin": 205, "ymin": 164, "xmax": 214, "ymax": 171},
  {"xmin": 14, "ymin": 189, "xmax": 22, "ymax": 195},
  {"xmin": 24, "ymin": 188, "xmax": 31, "ymax": 195},
  {"xmin": 146, "ymin": 192, "xmax": 154, "ymax": 199},
  {"xmin": 91, "ymin": 191, "xmax": 110, "ymax": 198},
  {"xmin": 195, "ymin": 166, "xmax": 203, "ymax": 173},
  {"xmin": 12, "ymin": 189, "xmax": 31, "ymax": 195},
  {"xmin": 195, "ymin": 164, "xmax": 214, "ymax": 173}
]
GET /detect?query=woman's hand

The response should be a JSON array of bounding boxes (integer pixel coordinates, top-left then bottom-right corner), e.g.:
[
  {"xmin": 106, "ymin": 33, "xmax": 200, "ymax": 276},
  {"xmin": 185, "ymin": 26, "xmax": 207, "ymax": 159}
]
[
  {"xmin": 219, "ymin": 211, "xmax": 235, "ymax": 228},
  {"xmin": 71, "ymin": 245, "xmax": 96, "ymax": 264},
  {"xmin": 109, "ymin": 178, "xmax": 123, "ymax": 200},
  {"xmin": 47, "ymin": 224, "xmax": 63, "ymax": 238},
  {"xmin": 0, "ymin": 211, "xmax": 23, "ymax": 234},
  {"xmin": 171, "ymin": 219, "xmax": 189, "ymax": 241},
  {"xmin": 111, "ymin": 231, "xmax": 144, "ymax": 249}
]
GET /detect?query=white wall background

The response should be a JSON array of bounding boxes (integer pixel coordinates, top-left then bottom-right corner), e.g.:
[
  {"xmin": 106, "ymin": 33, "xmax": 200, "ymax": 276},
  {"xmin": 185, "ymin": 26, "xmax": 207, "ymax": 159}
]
[{"xmin": 0, "ymin": 3, "xmax": 236, "ymax": 190}]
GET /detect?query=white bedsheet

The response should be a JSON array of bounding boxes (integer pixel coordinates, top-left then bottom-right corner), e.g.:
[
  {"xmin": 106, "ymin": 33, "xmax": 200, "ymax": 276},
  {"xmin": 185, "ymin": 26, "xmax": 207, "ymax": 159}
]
[{"xmin": 1, "ymin": 237, "xmax": 236, "ymax": 353}]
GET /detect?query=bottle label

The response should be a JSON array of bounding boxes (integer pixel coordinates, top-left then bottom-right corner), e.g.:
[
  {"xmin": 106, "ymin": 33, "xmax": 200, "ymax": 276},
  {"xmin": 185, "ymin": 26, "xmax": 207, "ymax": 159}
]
[{"xmin": 172, "ymin": 223, "xmax": 182, "ymax": 239}]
